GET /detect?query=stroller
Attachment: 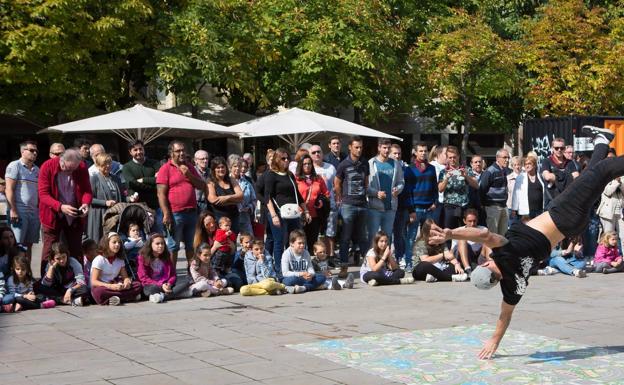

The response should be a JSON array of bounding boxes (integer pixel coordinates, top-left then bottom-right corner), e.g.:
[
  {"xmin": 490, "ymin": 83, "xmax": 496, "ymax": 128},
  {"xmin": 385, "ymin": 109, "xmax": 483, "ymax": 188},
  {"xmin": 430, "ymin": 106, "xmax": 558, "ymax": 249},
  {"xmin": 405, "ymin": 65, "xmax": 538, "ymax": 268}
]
[{"xmin": 102, "ymin": 202, "xmax": 155, "ymax": 280}]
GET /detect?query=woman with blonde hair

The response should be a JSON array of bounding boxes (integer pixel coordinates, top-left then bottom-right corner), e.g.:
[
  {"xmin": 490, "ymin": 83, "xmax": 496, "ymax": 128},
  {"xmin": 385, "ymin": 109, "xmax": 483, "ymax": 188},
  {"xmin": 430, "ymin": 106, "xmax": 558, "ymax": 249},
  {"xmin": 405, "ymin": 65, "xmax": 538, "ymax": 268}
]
[
  {"xmin": 511, "ymin": 155, "xmax": 545, "ymax": 222},
  {"xmin": 88, "ymin": 153, "xmax": 126, "ymax": 242}
]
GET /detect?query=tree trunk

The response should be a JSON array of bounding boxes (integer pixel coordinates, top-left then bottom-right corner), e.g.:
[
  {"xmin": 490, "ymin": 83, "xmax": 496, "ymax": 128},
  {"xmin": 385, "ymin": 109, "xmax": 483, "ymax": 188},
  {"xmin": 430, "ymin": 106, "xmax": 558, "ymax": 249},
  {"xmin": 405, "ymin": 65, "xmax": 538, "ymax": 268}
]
[{"xmin": 461, "ymin": 95, "xmax": 472, "ymax": 163}]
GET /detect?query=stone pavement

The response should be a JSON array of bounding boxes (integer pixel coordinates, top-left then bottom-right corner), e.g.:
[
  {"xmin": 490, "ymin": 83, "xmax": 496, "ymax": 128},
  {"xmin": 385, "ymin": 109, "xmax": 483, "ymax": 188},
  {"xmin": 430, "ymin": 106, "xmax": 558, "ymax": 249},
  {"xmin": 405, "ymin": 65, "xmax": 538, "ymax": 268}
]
[{"xmin": 2, "ymin": 260, "xmax": 624, "ymax": 385}]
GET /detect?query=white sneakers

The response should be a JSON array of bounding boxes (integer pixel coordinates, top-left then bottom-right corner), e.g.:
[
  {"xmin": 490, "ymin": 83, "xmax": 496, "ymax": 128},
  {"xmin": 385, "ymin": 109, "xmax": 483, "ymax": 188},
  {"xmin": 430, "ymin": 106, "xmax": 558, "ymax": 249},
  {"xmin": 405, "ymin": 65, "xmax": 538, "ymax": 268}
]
[
  {"xmin": 425, "ymin": 274, "xmax": 437, "ymax": 283},
  {"xmin": 451, "ymin": 273, "xmax": 469, "ymax": 282},
  {"xmin": 108, "ymin": 296, "xmax": 121, "ymax": 306},
  {"xmin": 149, "ymin": 293, "xmax": 165, "ymax": 303}
]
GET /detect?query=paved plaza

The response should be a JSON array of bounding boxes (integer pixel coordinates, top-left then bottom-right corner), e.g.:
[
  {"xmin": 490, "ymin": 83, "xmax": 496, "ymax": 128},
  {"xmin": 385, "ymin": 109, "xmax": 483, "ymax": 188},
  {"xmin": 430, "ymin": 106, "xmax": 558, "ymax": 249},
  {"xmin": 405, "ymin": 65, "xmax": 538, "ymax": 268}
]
[{"xmin": 2, "ymin": 249, "xmax": 624, "ymax": 385}]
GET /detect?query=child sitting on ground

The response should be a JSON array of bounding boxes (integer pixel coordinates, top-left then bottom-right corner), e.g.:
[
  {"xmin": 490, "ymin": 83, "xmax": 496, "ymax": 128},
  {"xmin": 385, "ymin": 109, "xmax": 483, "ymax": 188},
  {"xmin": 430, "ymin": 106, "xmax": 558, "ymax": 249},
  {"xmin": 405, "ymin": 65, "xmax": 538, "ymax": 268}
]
[
  {"xmin": 82, "ymin": 239, "xmax": 98, "ymax": 286},
  {"xmin": 37, "ymin": 242, "xmax": 89, "ymax": 306},
  {"xmin": 138, "ymin": 233, "xmax": 192, "ymax": 303},
  {"xmin": 122, "ymin": 222, "xmax": 145, "ymax": 279},
  {"xmin": 540, "ymin": 236, "xmax": 587, "ymax": 277},
  {"xmin": 281, "ymin": 230, "xmax": 326, "ymax": 294},
  {"xmin": 189, "ymin": 243, "xmax": 234, "ymax": 297},
  {"xmin": 593, "ymin": 231, "xmax": 623, "ymax": 273},
  {"xmin": 311, "ymin": 241, "xmax": 354, "ymax": 290},
  {"xmin": 361, "ymin": 231, "xmax": 414, "ymax": 286},
  {"xmin": 2, "ymin": 255, "xmax": 55, "ymax": 312},
  {"xmin": 240, "ymin": 239, "xmax": 284, "ymax": 296},
  {"xmin": 90, "ymin": 232, "xmax": 143, "ymax": 306},
  {"xmin": 232, "ymin": 232, "xmax": 253, "ymax": 286}
]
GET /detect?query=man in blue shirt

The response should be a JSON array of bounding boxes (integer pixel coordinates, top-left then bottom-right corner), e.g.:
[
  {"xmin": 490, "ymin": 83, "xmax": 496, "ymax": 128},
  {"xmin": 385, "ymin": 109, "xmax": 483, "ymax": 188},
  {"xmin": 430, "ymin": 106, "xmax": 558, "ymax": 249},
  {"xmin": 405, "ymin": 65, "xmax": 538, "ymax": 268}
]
[{"xmin": 366, "ymin": 138, "xmax": 404, "ymax": 245}]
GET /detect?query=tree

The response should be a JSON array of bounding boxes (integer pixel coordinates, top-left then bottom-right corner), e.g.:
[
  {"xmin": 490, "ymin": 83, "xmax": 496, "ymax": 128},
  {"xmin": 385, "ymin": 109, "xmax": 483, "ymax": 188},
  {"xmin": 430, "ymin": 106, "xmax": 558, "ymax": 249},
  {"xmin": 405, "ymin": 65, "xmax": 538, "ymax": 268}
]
[
  {"xmin": 410, "ymin": 10, "xmax": 521, "ymax": 157},
  {"xmin": 0, "ymin": 0, "xmax": 155, "ymax": 125},
  {"xmin": 520, "ymin": 0, "xmax": 624, "ymax": 116}
]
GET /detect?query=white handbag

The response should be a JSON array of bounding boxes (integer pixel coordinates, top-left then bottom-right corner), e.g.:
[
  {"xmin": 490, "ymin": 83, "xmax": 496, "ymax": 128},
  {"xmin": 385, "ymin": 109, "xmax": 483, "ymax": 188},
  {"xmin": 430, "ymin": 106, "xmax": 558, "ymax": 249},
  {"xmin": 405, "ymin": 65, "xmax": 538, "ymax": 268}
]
[{"xmin": 273, "ymin": 175, "xmax": 301, "ymax": 219}]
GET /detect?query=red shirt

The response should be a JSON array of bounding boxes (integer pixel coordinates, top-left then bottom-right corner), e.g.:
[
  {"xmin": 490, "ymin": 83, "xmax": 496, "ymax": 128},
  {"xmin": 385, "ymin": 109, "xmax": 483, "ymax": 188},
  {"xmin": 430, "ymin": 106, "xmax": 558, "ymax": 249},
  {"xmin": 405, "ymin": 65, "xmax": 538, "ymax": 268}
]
[
  {"xmin": 38, "ymin": 158, "xmax": 93, "ymax": 230},
  {"xmin": 215, "ymin": 229, "xmax": 237, "ymax": 253},
  {"xmin": 156, "ymin": 160, "xmax": 200, "ymax": 212}
]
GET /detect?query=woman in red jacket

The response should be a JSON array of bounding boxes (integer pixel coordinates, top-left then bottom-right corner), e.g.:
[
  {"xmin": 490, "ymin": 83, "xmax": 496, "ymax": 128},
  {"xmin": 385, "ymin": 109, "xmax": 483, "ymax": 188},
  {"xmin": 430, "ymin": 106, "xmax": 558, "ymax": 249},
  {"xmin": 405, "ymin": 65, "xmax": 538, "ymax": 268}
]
[{"xmin": 295, "ymin": 154, "xmax": 329, "ymax": 251}]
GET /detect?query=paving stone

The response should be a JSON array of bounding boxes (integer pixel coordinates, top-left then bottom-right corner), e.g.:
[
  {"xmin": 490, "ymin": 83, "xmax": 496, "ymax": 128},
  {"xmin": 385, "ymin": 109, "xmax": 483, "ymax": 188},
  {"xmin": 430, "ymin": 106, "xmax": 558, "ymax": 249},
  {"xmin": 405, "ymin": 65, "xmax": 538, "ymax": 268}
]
[
  {"xmin": 222, "ymin": 360, "xmax": 301, "ymax": 380},
  {"xmin": 169, "ymin": 367, "xmax": 252, "ymax": 385},
  {"xmin": 110, "ymin": 373, "xmax": 187, "ymax": 385}
]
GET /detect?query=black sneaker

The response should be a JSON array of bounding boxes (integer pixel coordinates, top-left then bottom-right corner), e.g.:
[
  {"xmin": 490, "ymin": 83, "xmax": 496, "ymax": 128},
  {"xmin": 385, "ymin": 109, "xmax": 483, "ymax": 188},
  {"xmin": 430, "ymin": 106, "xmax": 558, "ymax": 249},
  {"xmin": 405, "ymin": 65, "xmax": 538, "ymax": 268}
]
[{"xmin": 582, "ymin": 125, "xmax": 614, "ymax": 143}]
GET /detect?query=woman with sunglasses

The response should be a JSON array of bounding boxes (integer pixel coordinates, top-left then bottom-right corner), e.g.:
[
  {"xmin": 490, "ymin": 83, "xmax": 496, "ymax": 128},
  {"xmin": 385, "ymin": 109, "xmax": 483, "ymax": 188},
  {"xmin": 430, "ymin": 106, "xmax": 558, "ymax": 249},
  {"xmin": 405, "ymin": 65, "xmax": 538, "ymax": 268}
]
[
  {"xmin": 295, "ymin": 154, "xmax": 329, "ymax": 251},
  {"xmin": 264, "ymin": 148, "xmax": 311, "ymax": 275}
]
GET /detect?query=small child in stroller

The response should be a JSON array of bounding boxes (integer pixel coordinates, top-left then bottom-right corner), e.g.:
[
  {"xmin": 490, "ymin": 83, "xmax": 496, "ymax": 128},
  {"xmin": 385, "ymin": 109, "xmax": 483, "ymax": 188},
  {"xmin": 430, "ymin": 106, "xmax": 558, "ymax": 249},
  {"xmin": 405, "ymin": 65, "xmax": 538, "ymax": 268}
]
[{"xmin": 121, "ymin": 222, "xmax": 145, "ymax": 279}]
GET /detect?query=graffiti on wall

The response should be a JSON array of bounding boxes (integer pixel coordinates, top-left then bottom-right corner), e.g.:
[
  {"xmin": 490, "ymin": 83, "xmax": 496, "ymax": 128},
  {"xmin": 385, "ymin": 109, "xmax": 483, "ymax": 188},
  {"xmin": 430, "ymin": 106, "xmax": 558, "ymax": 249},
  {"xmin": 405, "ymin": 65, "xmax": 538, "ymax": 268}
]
[{"xmin": 530, "ymin": 133, "xmax": 556, "ymax": 163}]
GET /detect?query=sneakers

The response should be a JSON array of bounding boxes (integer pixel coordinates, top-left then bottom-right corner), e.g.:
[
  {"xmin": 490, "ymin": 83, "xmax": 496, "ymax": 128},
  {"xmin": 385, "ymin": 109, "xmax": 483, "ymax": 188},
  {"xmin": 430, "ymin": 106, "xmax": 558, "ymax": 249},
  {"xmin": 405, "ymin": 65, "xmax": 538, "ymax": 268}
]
[
  {"xmin": 220, "ymin": 287, "xmax": 235, "ymax": 295},
  {"xmin": 330, "ymin": 276, "xmax": 341, "ymax": 290},
  {"xmin": 451, "ymin": 273, "xmax": 469, "ymax": 282},
  {"xmin": 538, "ymin": 266, "xmax": 557, "ymax": 276},
  {"xmin": 405, "ymin": 263, "xmax": 414, "ymax": 273},
  {"xmin": 294, "ymin": 285, "xmax": 307, "ymax": 294},
  {"xmin": 72, "ymin": 297, "xmax": 84, "ymax": 307},
  {"xmin": 425, "ymin": 274, "xmax": 437, "ymax": 283},
  {"xmin": 400, "ymin": 277, "xmax": 415, "ymax": 284},
  {"xmin": 108, "ymin": 296, "xmax": 121, "ymax": 306},
  {"xmin": 344, "ymin": 273, "xmax": 354, "ymax": 289},
  {"xmin": 40, "ymin": 299, "xmax": 56, "ymax": 309},
  {"xmin": 573, "ymin": 269, "xmax": 587, "ymax": 278},
  {"xmin": 200, "ymin": 290, "xmax": 213, "ymax": 298},
  {"xmin": 465, "ymin": 266, "xmax": 473, "ymax": 277},
  {"xmin": 338, "ymin": 266, "xmax": 349, "ymax": 279},
  {"xmin": 582, "ymin": 125, "xmax": 615, "ymax": 143},
  {"xmin": 149, "ymin": 293, "xmax": 165, "ymax": 303},
  {"xmin": 367, "ymin": 279, "xmax": 378, "ymax": 286}
]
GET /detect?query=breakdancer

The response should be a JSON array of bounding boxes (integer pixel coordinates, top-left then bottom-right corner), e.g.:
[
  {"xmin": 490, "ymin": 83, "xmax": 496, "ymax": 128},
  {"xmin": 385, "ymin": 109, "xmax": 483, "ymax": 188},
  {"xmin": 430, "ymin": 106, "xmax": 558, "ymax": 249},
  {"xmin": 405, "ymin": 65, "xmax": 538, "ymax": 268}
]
[{"xmin": 430, "ymin": 126, "xmax": 618, "ymax": 359}]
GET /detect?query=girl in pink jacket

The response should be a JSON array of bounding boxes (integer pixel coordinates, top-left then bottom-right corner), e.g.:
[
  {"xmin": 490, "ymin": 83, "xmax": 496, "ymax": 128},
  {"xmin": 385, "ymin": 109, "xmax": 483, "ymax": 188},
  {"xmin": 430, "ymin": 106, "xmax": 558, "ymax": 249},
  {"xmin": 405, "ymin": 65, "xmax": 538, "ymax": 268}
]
[{"xmin": 593, "ymin": 231, "xmax": 623, "ymax": 274}]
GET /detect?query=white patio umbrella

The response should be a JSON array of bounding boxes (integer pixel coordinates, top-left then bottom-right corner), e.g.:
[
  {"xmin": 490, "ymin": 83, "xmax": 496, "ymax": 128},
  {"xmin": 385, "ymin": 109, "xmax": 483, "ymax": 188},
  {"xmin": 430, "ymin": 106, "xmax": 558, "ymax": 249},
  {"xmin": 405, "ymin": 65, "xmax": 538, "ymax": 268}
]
[
  {"xmin": 232, "ymin": 107, "xmax": 402, "ymax": 149},
  {"xmin": 39, "ymin": 104, "xmax": 242, "ymax": 144}
]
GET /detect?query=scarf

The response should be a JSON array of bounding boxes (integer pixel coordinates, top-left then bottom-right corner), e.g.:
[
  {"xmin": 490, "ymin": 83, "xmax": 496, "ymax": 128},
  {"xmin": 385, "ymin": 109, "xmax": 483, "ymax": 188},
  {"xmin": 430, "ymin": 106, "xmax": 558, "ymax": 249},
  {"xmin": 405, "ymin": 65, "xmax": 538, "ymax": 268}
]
[
  {"xmin": 548, "ymin": 155, "xmax": 568, "ymax": 169},
  {"xmin": 414, "ymin": 158, "xmax": 428, "ymax": 172}
]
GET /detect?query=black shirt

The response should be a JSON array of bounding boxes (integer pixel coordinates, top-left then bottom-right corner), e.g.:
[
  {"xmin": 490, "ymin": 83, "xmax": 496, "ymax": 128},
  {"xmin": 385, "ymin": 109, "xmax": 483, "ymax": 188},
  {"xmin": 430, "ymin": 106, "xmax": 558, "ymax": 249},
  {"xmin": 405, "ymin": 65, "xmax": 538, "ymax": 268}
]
[
  {"xmin": 527, "ymin": 176, "xmax": 543, "ymax": 212},
  {"xmin": 491, "ymin": 222, "xmax": 552, "ymax": 305},
  {"xmin": 264, "ymin": 171, "xmax": 304, "ymax": 208},
  {"xmin": 541, "ymin": 157, "xmax": 577, "ymax": 199},
  {"xmin": 335, "ymin": 156, "xmax": 369, "ymax": 207},
  {"xmin": 323, "ymin": 151, "xmax": 346, "ymax": 169}
]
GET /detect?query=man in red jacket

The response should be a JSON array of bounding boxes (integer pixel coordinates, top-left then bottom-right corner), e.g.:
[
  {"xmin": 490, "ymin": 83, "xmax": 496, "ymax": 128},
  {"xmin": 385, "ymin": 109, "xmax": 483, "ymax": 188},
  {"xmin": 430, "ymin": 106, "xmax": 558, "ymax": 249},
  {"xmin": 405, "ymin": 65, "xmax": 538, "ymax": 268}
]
[{"xmin": 38, "ymin": 148, "xmax": 92, "ymax": 276}]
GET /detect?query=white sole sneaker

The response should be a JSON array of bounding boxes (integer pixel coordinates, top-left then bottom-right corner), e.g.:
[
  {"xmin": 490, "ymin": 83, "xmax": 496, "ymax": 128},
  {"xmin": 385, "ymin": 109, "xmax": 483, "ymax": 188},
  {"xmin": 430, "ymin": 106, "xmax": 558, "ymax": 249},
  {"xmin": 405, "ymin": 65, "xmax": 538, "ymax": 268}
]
[
  {"xmin": 582, "ymin": 125, "xmax": 615, "ymax": 142},
  {"xmin": 108, "ymin": 296, "xmax": 121, "ymax": 306},
  {"xmin": 367, "ymin": 279, "xmax": 378, "ymax": 286},
  {"xmin": 451, "ymin": 273, "xmax": 469, "ymax": 282},
  {"xmin": 344, "ymin": 273, "xmax": 354, "ymax": 289},
  {"xmin": 149, "ymin": 293, "xmax": 163, "ymax": 303},
  {"xmin": 425, "ymin": 274, "xmax": 437, "ymax": 283},
  {"xmin": 331, "ymin": 276, "xmax": 341, "ymax": 290}
]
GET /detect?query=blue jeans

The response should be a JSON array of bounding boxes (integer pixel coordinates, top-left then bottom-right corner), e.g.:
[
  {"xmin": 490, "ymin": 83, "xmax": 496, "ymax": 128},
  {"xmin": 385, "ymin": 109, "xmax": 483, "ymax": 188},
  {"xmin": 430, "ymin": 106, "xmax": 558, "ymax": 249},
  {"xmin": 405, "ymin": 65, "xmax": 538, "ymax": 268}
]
[
  {"xmin": 367, "ymin": 208, "xmax": 396, "ymax": 245},
  {"xmin": 404, "ymin": 208, "xmax": 433, "ymax": 266},
  {"xmin": 172, "ymin": 210, "xmax": 198, "ymax": 253},
  {"xmin": 548, "ymin": 251, "xmax": 586, "ymax": 276},
  {"xmin": 2, "ymin": 293, "xmax": 15, "ymax": 305},
  {"xmin": 267, "ymin": 212, "xmax": 301, "ymax": 275},
  {"xmin": 339, "ymin": 204, "xmax": 369, "ymax": 265},
  {"xmin": 282, "ymin": 274, "xmax": 326, "ymax": 291}
]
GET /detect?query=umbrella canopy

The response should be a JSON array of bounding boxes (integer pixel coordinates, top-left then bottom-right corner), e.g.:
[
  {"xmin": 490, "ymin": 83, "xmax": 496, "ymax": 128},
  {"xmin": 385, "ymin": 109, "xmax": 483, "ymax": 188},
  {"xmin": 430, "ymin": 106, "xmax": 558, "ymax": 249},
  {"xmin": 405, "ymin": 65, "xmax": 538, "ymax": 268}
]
[
  {"xmin": 232, "ymin": 107, "xmax": 402, "ymax": 149},
  {"xmin": 39, "ymin": 104, "xmax": 241, "ymax": 144}
]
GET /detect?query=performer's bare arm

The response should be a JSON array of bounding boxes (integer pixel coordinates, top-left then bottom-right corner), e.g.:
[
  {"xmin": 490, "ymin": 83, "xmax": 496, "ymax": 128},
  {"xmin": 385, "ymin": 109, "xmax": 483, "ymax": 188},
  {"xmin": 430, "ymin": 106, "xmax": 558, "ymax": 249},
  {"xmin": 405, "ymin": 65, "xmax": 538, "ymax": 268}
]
[
  {"xmin": 429, "ymin": 223, "xmax": 508, "ymax": 249},
  {"xmin": 479, "ymin": 300, "xmax": 515, "ymax": 359}
]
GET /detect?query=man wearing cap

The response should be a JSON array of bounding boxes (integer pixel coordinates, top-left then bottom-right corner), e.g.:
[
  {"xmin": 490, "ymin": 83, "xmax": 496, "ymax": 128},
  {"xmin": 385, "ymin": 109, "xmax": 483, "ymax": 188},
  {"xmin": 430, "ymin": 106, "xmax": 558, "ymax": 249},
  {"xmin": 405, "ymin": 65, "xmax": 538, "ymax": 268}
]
[{"xmin": 430, "ymin": 126, "xmax": 617, "ymax": 360}]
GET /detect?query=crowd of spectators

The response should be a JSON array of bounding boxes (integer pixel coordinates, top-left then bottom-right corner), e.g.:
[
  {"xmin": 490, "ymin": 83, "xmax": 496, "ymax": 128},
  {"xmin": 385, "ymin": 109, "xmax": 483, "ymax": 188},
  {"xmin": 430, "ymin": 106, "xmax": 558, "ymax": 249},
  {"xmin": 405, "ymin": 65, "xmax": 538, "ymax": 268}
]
[{"xmin": 0, "ymin": 133, "xmax": 618, "ymax": 311}]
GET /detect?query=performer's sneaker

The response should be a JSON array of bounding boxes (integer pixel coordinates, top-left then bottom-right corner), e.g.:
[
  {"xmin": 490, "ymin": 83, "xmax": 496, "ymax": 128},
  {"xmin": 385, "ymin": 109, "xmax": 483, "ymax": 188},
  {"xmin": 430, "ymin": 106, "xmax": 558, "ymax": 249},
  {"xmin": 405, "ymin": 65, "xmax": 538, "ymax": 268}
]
[{"xmin": 582, "ymin": 125, "xmax": 615, "ymax": 143}]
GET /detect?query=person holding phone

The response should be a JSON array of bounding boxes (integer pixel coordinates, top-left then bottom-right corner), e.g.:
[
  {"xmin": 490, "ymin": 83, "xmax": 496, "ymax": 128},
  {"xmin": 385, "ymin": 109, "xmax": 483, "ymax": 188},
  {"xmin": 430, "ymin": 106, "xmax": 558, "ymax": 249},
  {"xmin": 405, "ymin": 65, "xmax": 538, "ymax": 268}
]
[
  {"xmin": 438, "ymin": 146, "xmax": 479, "ymax": 231},
  {"xmin": 38, "ymin": 148, "xmax": 93, "ymax": 277}
]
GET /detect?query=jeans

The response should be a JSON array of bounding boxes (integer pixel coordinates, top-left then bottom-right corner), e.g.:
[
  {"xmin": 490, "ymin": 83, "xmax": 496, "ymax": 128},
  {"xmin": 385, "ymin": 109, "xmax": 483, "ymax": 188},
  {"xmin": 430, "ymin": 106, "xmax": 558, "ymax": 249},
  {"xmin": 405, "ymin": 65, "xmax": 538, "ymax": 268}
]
[
  {"xmin": 282, "ymin": 274, "xmax": 326, "ymax": 291},
  {"xmin": 394, "ymin": 208, "xmax": 433, "ymax": 266},
  {"xmin": 547, "ymin": 252, "xmax": 586, "ymax": 276},
  {"xmin": 267, "ymin": 212, "xmax": 302, "ymax": 275},
  {"xmin": 172, "ymin": 209, "xmax": 198, "ymax": 253},
  {"xmin": 412, "ymin": 262, "xmax": 454, "ymax": 281},
  {"xmin": 142, "ymin": 278, "xmax": 192, "ymax": 300},
  {"xmin": 362, "ymin": 269, "xmax": 405, "ymax": 285},
  {"xmin": 339, "ymin": 204, "xmax": 369, "ymax": 266},
  {"xmin": 239, "ymin": 211, "xmax": 253, "ymax": 235},
  {"xmin": 367, "ymin": 209, "xmax": 396, "ymax": 245}
]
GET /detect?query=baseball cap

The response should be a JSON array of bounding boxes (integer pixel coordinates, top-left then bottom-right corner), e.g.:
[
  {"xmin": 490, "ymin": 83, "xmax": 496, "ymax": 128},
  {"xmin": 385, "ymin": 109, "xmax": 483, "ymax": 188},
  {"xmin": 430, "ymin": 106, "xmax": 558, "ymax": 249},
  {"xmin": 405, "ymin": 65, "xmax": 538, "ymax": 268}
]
[{"xmin": 471, "ymin": 265, "xmax": 499, "ymax": 290}]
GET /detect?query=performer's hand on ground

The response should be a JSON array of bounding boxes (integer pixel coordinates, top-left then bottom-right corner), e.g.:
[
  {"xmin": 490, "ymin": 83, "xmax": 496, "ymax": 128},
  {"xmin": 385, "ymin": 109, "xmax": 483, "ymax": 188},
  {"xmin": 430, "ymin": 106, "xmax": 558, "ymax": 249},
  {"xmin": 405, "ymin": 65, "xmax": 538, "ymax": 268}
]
[
  {"xmin": 428, "ymin": 223, "xmax": 449, "ymax": 245},
  {"xmin": 478, "ymin": 338, "xmax": 499, "ymax": 360}
]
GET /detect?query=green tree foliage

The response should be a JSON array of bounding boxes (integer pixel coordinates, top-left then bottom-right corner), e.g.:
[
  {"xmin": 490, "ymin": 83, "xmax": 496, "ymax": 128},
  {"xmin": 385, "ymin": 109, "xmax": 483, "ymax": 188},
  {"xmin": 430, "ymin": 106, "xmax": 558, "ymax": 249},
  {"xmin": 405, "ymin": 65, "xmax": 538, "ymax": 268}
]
[
  {"xmin": 0, "ymin": 0, "xmax": 154, "ymax": 124},
  {"xmin": 410, "ymin": 10, "xmax": 521, "ymax": 156},
  {"xmin": 520, "ymin": 0, "xmax": 624, "ymax": 116}
]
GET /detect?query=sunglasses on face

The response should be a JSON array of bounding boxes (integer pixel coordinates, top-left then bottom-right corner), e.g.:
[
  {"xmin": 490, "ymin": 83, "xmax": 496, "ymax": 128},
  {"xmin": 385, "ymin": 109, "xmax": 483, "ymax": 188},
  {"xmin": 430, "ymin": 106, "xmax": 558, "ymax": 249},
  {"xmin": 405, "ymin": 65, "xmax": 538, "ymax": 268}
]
[
  {"xmin": 25, "ymin": 148, "xmax": 38, "ymax": 153},
  {"xmin": 553, "ymin": 146, "xmax": 564, "ymax": 151},
  {"xmin": 281, "ymin": 157, "xmax": 289, "ymax": 161},
  {"xmin": 311, "ymin": 151, "xmax": 321, "ymax": 155},
  {"xmin": 50, "ymin": 152, "xmax": 63, "ymax": 156}
]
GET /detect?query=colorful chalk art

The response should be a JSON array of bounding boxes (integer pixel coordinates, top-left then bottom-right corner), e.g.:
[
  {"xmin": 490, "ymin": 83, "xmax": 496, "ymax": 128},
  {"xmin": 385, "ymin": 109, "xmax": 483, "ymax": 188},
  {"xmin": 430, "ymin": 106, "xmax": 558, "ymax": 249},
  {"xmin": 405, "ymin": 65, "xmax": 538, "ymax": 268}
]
[{"xmin": 288, "ymin": 324, "xmax": 624, "ymax": 385}]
